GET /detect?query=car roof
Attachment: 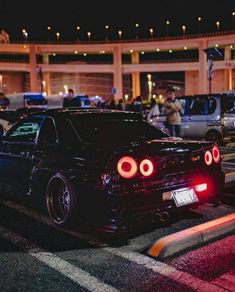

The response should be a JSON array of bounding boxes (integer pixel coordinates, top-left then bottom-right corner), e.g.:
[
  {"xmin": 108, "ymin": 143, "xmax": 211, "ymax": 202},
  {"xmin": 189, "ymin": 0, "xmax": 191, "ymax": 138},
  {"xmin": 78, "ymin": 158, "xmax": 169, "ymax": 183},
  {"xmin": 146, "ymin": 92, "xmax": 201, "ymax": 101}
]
[{"xmin": 28, "ymin": 108, "xmax": 144, "ymax": 120}]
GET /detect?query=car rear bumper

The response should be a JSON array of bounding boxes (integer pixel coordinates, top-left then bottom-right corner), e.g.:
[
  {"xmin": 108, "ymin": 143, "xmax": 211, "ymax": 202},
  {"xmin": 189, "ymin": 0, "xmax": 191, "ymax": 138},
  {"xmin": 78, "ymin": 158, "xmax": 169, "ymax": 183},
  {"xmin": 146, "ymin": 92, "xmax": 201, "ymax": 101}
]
[{"xmin": 79, "ymin": 169, "xmax": 225, "ymax": 234}]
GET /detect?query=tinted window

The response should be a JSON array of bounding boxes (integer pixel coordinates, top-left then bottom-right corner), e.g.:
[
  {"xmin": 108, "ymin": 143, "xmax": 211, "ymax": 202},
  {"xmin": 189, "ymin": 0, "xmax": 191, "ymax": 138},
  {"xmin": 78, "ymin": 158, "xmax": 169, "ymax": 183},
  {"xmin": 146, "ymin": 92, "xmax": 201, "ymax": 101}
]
[
  {"xmin": 37, "ymin": 117, "xmax": 57, "ymax": 144},
  {"xmin": 6, "ymin": 117, "xmax": 43, "ymax": 143},
  {"xmin": 70, "ymin": 115, "xmax": 168, "ymax": 145},
  {"xmin": 208, "ymin": 97, "xmax": 217, "ymax": 114},
  {"xmin": 189, "ymin": 97, "xmax": 208, "ymax": 115},
  {"xmin": 222, "ymin": 95, "xmax": 235, "ymax": 114}
]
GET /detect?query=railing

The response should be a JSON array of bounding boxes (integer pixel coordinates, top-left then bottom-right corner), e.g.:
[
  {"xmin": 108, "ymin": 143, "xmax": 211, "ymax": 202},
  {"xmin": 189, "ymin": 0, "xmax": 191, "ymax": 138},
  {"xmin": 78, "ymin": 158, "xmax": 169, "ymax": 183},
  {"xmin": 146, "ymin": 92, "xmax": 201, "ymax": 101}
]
[{"xmin": 7, "ymin": 29, "xmax": 235, "ymax": 45}]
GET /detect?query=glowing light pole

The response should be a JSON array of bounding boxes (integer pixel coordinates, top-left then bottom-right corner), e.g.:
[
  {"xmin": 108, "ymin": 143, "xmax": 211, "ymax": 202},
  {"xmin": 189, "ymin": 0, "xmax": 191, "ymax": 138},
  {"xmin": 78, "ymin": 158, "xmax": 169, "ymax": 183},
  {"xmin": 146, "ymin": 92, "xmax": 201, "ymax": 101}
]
[
  {"xmin": 198, "ymin": 17, "xmax": 202, "ymax": 34},
  {"xmin": 232, "ymin": 12, "xmax": 235, "ymax": 29},
  {"xmin": 166, "ymin": 20, "xmax": 170, "ymax": 37},
  {"xmin": 149, "ymin": 28, "xmax": 154, "ymax": 39},
  {"xmin": 105, "ymin": 25, "xmax": 109, "ymax": 41},
  {"xmin": 56, "ymin": 32, "xmax": 60, "ymax": 41},
  {"xmin": 135, "ymin": 23, "xmax": 139, "ymax": 39},
  {"xmin": 118, "ymin": 30, "xmax": 122, "ymax": 40},
  {"xmin": 216, "ymin": 21, "xmax": 220, "ymax": 32},
  {"xmin": 87, "ymin": 31, "xmax": 91, "ymax": 41},
  {"xmin": 76, "ymin": 26, "xmax": 80, "ymax": 41},
  {"xmin": 47, "ymin": 26, "xmax": 51, "ymax": 41}
]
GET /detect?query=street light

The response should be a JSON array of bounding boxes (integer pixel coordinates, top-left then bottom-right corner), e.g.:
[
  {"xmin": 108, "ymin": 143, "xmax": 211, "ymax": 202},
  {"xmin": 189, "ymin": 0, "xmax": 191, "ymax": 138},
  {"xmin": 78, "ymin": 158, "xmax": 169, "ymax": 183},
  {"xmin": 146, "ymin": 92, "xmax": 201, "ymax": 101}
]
[
  {"xmin": 135, "ymin": 23, "xmax": 139, "ymax": 39},
  {"xmin": 87, "ymin": 31, "xmax": 91, "ymax": 41},
  {"xmin": 22, "ymin": 29, "xmax": 29, "ymax": 41},
  {"xmin": 216, "ymin": 21, "xmax": 220, "ymax": 32},
  {"xmin": 47, "ymin": 26, "xmax": 51, "ymax": 41},
  {"xmin": 105, "ymin": 25, "xmax": 109, "ymax": 41},
  {"xmin": 149, "ymin": 28, "xmax": 154, "ymax": 39},
  {"xmin": 56, "ymin": 32, "xmax": 60, "ymax": 41},
  {"xmin": 232, "ymin": 12, "xmax": 235, "ymax": 29},
  {"xmin": 76, "ymin": 26, "xmax": 80, "ymax": 41},
  {"xmin": 118, "ymin": 30, "xmax": 122, "ymax": 40},
  {"xmin": 166, "ymin": 20, "xmax": 170, "ymax": 37},
  {"xmin": 197, "ymin": 17, "xmax": 202, "ymax": 34},
  {"xmin": 182, "ymin": 25, "xmax": 186, "ymax": 36}
]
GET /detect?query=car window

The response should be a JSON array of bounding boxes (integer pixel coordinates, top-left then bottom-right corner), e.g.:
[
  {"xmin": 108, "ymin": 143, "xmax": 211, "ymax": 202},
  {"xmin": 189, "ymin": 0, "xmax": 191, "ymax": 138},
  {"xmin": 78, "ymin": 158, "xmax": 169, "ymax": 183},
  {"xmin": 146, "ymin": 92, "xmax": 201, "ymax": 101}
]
[
  {"xmin": 208, "ymin": 97, "xmax": 217, "ymax": 114},
  {"xmin": 189, "ymin": 96, "xmax": 208, "ymax": 115},
  {"xmin": 222, "ymin": 95, "xmax": 235, "ymax": 114},
  {"xmin": 37, "ymin": 117, "xmax": 57, "ymax": 144},
  {"xmin": 70, "ymin": 115, "xmax": 168, "ymax": 145},
  {"xmin": 6, "ymin": 116, "xmax": 44, "ymax": 143}
]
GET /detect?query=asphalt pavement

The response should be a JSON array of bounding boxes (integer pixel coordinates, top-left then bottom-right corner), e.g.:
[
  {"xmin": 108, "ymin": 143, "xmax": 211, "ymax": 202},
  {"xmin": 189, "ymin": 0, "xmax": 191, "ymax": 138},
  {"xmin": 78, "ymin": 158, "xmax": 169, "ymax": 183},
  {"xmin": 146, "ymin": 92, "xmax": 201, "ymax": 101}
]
[{"xmin": 0, "ymin": 193, "xmax": 234, "ymax": 291}]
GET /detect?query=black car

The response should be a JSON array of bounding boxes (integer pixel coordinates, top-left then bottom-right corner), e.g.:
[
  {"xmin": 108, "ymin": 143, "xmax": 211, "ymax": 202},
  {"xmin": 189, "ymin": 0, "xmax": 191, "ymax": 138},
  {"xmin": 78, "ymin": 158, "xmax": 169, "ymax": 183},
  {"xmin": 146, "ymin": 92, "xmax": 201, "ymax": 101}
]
[{"xmin": 0, "ymin": 109, "xmax": 224, "ymax": 234}]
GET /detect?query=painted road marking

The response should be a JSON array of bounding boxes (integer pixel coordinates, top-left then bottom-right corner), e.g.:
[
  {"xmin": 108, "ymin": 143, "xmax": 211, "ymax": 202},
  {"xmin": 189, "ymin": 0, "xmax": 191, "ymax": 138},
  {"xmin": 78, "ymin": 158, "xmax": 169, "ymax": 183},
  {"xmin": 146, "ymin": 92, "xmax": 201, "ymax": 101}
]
[
  {"xmin": 104, "ymin": 248, "xmax": 226, "ymax": 292},
  {"xmin": 1, "ymin": 200, "xmax": 106, "ymax": 247},
  {"xmin": 148, "ymin": 213, "xmax": 235, "ymax": 259},
  {"xmin": 0, "ymin": 225, "xmax": 118, "ymax": 292},
  {"xmin": 0, "ymin": 199, "xmax": 230, "ymax": 291}
]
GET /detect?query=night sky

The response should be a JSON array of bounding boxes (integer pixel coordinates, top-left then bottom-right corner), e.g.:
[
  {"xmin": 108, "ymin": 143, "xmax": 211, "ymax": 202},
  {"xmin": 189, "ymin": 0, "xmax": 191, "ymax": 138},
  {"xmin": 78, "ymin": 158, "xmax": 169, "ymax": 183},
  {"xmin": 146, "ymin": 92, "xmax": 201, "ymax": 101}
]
[{"xmin": 0, "ymin": 0, "xmax": 234, "ymax": 41}]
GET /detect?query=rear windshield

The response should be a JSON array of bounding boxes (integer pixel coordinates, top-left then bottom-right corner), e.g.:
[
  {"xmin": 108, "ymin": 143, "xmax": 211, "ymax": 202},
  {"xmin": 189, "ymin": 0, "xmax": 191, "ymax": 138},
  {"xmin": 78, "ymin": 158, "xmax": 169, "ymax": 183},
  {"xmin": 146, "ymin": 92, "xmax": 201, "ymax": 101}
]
[{"xmin": 70, "ymin": 115, "xmax": 168, "ymax": 145}]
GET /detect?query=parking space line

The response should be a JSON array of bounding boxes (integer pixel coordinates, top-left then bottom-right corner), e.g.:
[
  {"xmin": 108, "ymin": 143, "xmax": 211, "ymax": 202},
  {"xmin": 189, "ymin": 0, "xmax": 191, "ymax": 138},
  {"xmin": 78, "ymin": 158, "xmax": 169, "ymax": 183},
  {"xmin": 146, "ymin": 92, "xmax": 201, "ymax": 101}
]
[
  {"xmin": 0, "ymin": 225, "xmax": 118, "ymax": 292},
  {"xmin": 1, "ymin": 200, "xmax": 106, "ymax": 247},
  {"xmin": 1, "ymin": 199, "xmax": 231, "ymax": 291},
  {"xmin": 104, "ymin": 248, "xmax": 226, "ymax": 292}
]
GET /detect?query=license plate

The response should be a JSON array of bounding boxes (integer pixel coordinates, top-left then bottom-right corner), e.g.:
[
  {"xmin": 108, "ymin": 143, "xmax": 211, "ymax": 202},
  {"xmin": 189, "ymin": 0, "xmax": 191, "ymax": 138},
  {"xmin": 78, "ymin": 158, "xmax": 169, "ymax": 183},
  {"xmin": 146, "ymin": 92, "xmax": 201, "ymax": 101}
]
[{"xmin": 172, "ymin": 187, "xmax": 199, "ymax": 207}]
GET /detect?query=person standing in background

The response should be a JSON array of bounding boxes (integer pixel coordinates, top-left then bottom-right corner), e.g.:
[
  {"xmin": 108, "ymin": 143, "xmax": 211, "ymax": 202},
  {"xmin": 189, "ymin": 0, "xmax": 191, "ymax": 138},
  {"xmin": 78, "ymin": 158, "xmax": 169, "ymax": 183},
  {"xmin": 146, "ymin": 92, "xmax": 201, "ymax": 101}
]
[
  {"xmin": 163, "ymin": 88, "xmax": 183, "ymax": 137},
  {"xmin": 147, "ymin": 97, "xmax": 160, "ymax": 126}
]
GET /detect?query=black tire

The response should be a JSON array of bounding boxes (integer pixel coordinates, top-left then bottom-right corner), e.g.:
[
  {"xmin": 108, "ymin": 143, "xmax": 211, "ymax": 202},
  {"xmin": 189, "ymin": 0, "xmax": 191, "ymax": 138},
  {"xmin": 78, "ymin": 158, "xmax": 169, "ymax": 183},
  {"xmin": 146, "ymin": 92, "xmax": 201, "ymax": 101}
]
[
  {"xmin": 46, "ymin": 173, "xmax": 77, "ymax": 228},
  {"xmin": 205, "ymin": 130, "xmax": 222, "ymax": 145}
]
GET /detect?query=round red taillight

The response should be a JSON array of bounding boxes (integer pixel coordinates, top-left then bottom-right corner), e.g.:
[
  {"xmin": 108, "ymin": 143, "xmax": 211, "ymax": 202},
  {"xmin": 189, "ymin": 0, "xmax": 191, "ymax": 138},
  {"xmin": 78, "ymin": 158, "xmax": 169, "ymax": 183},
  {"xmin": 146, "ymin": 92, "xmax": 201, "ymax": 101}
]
[
  {"xmin": 204, "ymin": 151, "xmax": 213, "ymax": 166},
  {"xmin": 139, "ymin": 159, "xmax": 154, "ymax": 177},
  {"xmin": 212, "ymin": 145, "xmax": 220, "ymax": 163},
  {"xmin": 117, "ymin": 156, "xmax": 138, "ymax": 179}
]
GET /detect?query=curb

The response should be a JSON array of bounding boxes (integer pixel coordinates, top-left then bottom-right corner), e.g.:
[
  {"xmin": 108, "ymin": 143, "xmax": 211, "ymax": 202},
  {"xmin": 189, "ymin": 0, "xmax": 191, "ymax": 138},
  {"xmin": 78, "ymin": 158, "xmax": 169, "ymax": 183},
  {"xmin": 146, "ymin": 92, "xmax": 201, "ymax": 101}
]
[{"xmin": 147, "ymin": 212, "xmax": 235, "ymax": 259}]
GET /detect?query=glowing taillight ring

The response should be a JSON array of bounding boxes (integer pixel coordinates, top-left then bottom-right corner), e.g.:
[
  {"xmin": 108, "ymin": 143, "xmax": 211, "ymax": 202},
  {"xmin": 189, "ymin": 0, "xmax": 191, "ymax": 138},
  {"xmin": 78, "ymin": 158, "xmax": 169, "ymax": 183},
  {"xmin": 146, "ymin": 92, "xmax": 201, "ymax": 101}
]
[
  {"xmin": 117, "ymin": 156, "xmax": 138, "ymax": 179},
  {"xmin": 212, "ymin": 145, "xmax": 220, "ymax": 163},
  {"xmin": 139, "ymin": 159, "xmax": 154, "ymax": 177},
  {"xmin": 204, "ymin": 151, "xmax": 213, "ymax": 166}
]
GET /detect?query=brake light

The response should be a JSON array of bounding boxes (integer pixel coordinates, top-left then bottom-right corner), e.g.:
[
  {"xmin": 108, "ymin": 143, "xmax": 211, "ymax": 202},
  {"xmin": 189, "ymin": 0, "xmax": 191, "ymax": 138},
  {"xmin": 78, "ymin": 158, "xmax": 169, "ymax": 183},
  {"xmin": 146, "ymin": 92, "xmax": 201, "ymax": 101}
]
[
  {"xmin": 140, "ymin": 159, "xmax": 154, "ymax": 177},
  {"xmin": 117, "ymin": 156, "xmax": 138, "ymax": 179},
  {"xmin": 212, "ymin": 145, "xmax": 220, "ymax": 163},
  {"xmin": 195, "ymin": 183, "xmax": 207, "ymax": 192},
  {"xmin": 204, "ymin": 151, "xmax": 213, "ymax": 166}
]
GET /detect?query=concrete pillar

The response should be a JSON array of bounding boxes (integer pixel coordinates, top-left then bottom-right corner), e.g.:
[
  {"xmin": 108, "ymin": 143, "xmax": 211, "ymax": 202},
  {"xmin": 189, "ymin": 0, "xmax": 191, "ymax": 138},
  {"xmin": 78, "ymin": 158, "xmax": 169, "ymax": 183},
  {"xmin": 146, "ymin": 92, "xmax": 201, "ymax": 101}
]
[
  {"xmin": 198, "ymin": 40, "xmax": 208, "ymax": 94},
  {"xmin": 29, "ymin": 45, "xmax": 38, "ymax": 92},
  {"xmin": 224, "ymin": 46, "xmax": 232, "ymax": 91},
  {"xmin": 224, "ymin": 68, "xmax": 233, "ymax": 91},
  {"xmin": 131, "ymin": 52, "xmax": 141, "ymax": 98},
  {"xmin": 224, "ymin": 46, "xmax": 232, "ymax": 62},
  {"xmin": 113, "ymin": 45, "xmax": 123, "ymax": 102},
  {"xmin": 42, "ymin": 54, "xmax": 51, "ymax": 96}
]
